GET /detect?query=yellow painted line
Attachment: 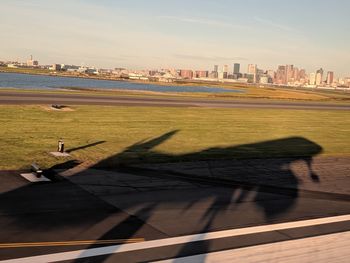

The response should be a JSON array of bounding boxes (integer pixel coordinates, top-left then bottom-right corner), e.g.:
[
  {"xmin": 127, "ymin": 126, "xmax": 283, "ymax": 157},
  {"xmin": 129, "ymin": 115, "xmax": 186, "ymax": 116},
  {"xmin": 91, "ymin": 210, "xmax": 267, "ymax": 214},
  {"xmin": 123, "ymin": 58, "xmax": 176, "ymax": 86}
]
[{"xmin": 0, "ymin": 238, "xmax": 144, "ymax": 248}]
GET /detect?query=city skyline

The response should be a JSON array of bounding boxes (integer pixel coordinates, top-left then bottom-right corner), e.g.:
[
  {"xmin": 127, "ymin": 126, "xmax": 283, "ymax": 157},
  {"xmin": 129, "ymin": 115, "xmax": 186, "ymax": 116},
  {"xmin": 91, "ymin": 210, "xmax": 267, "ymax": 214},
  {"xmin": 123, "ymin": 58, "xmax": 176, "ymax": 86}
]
[{"xmin": 1, "ymin": 0, "xmax": 349, "ymax": 76}]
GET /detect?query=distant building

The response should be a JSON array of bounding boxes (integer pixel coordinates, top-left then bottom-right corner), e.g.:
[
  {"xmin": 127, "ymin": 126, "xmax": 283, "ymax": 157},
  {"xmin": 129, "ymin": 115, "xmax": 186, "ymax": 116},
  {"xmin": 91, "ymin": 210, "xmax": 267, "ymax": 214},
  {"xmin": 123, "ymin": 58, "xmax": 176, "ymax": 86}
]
[
  {"xmin": 195, "ymin": 70, "xmax": 209, "ymax": 78},
  {"xmin": 214, "ymin": 65, "xmax": 219, "ymax": 73},
  {"xmin": 316, "ymin": 73, "xmax": 322, "ymax": 85},
  {"xmin": 259, "ymin": 75, "xmax": 269, "ymax": 84},
  {"xmin": 247, "ymin": 64, "xmax": 257, "ymax": 82},
  {"xmin": 211, "ymin": 65, "xmax": 219, "ymax": 78},
  {"xmin": 309, "ymin": 73, "xmax": 316, "ymax": 85},
  {"xmin": 326, "ymin": 71, "xmax": 334, "ymax": 85},
  {"xmin": 299, "ymin": 69, "xmax": 306, "ymax": 80},
  {"xmin": 266, "ymin": 70, "xmax": 275, "ymax": 79},
  {"xmin": 50, "ymin": 64, "xmax": 61, "ymax": 71},
  {"xmin": 286, "ymin": 65, "xmax": 294, "ymax": 83},
  {"xmin": 233, "ymin": 63, "xmax": 240, "ymax": 74},
  {"xmin": 128, "ymin": 73, "xmax": 148, "ymax": 80},
  {"xmin": 179, "ymin": 69, "xmax": 193, "ymax": 79},
  {"xmin": 244, "ymin": 73, "xmax": 255, "ymax": 83},
  {"xmin": 26, "ymin": 55, "xmax": 39, "ymax": 67},
  {"xmin": 223, "ymin": 65, "xmax": 228, "ymax": 79},
  {"xmin": 275, "ymin": 65, "xmax": 286, "ymax": 84},
  {"xmin": 315, "ymin": 68, "xmax": 324, "ymax": 85}
]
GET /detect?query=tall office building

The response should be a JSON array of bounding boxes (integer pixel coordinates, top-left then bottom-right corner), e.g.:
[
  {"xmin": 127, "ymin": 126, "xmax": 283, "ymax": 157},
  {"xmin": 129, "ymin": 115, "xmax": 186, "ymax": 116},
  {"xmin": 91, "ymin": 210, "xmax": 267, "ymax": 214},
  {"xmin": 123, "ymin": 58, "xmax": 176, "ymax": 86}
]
[
  {"xmin": 214, "ymin": 65, "xmax": 219, "ymax": 73},
  {"xmin": 315, "ymin": 68, "xmax": 324, "ymax": 85},
  {"xmin": 233, "ymin": 63, "xmax": 240, "ymax": 74},
  {"xmin": 247, "ymin": 64, "xmax": 257, "ymax": 74},
  {"xmin": 327, "ymin": 71, "xmax": 334, "ymax": 85},
  {"xmin": 316, "ymin": 73, "xmax": 322, "ymax": 85},
  {"xmin": 223, "ymin": 65, "xmax": 228, "ymax": 79},
  {"xmin": 299, "ymin": 69, "xmax": 306, "ymax": 80},
  {"xmin": 309, "ymin": 73, "xmax": 316, "ymax": 85},
  {"xmin": 26, "ymin": 55, "xmax": 39, "ymax": 67},
  {"xmin": 275, "ymin": 65, "xmax": 286, "ymax": 84},
  {"xmin": 247, "ymin": 64, "xmax": 257, "ymax": 83},
  {"xmin": 293, "ymin": 67, "xmax": 299, "ymax": 81},
  {"xmin": 213, "ymin": 65, "xmax": 219, "ymax": 78},
  {"xmin": 315, "ymin": 68, "xmax": 323, "ymax": 86},
  {"xmin": 286, "ymin": 65, "xmax": 294, "ymax": 83}
]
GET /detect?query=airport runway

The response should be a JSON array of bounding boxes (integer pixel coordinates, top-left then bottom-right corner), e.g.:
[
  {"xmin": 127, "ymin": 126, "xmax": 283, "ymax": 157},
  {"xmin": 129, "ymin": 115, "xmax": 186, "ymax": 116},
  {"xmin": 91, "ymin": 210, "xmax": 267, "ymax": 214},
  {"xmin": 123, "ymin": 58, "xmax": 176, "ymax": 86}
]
[
  {"xmin": 1, "ymin": 91, "xmax": 350, "ymax": 110},
  {"xmin": 1, "ymin": 167, "xmax": 350, "ymax": 262}
]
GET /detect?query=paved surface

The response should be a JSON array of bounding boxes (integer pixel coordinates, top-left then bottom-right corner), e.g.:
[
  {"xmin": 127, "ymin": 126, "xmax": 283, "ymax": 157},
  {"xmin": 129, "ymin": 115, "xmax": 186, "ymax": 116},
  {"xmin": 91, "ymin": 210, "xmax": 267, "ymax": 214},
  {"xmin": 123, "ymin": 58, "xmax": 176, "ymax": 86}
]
[
  {"xmin": 135, "ymin": 156, "xmax": 350, "ymax": 195},
  {"xmin": 157, "ymin": 231, "xmax": 350, "ymax": 263},
  {"xmin": 0, "ymin": 156, "xmax": 349, "ymax": 262},
  {"xmin": 1, "ymin": 91, "xmax": 350, "ymax": 110}
]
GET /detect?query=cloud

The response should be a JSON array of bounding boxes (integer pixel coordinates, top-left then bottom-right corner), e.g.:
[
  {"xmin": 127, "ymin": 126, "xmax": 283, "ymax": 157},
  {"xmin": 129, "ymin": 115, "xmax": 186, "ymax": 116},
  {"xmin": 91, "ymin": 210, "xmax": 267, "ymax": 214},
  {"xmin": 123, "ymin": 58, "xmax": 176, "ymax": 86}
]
[
  {"xmin": 173, "ymin": 54, "xmax": 248, "ymax": 61},
  {"xmin": 159, "ymin": 16, "xmax": 249, "ymax": 30},
  {"xmin": 253, "ymin": 17, "xmax": 298, "ymax": 32}
]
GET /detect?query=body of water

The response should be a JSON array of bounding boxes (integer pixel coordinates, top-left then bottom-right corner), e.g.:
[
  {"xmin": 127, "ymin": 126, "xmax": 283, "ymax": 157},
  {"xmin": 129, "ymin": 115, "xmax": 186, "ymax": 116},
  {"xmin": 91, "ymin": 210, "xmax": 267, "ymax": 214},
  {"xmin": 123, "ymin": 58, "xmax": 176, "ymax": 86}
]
[{"xmin": 0, "ymin": 72, "xmax": 244, "ymax": 93}]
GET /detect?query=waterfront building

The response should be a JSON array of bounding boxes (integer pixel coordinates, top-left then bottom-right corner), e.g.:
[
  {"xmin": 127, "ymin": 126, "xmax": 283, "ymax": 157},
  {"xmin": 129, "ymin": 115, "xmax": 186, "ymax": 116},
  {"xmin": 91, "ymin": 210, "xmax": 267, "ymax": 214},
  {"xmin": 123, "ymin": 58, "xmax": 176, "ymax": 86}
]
[
  {"xmin": 50, "ymin": 64, "xmax": 61, "ymax": 71},
  {"xmin": 195, "ymin": 70, "xmax": 209, "ymax": 78},
  {"xmin": 26, "ymin": 55, "xmax": 39, "ymax": 67},
  {"xmin": 179, "ymin": 69, "xmax": 193, "ymax": 79}
]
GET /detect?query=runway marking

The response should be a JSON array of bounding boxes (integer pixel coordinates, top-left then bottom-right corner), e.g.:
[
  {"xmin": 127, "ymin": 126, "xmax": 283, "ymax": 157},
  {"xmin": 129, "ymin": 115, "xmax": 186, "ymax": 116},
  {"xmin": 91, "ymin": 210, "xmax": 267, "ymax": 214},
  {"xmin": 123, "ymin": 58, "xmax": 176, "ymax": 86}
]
[
  {"xmin": 0, "ymin": 239, "xmax": 144, "ymax": 248},
  {"xmin": 2, "ymin": 214, "xmax": 350, "ymax": 263},
  {"xmin": 156, "ymin": 231, "xmax": 350, "ymax": 263}
]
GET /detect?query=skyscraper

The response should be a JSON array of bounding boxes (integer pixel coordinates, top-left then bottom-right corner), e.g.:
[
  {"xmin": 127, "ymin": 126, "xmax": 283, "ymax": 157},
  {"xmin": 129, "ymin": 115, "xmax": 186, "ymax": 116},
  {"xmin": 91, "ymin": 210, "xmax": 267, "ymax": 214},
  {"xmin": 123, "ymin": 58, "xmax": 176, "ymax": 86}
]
[
  {"xmin": 275, "ymin": 65, "xmax": 286, "ymax": 84},
  {"xmin": 286, "ymin": 65, "xmax": 294, "ymax": 83},
  {"xmin": 233, "ymin": 63, "xmax": 240, "ymax": 74},
  {"xmin": 327, "ymin": 71, "xmax": 334, "ymax": 85},
  {"xmin": 223, "ymin": 65, "xmax": 228, "ymax": 79},
  {"xmin": 309, "ymin": 73, "xmax": 316, "ymax": 85},
  {"xmin": 247, "ymin": 64, "xmax": 257, "ymax": 83},
  {"xmin": 316, "ymin": 68, "xmax": 324, "ymax": 85},
  {"xmin": 214, "ymin": 65, "xmax": 218, "ymax": 73},
  {"xmin": 213, "ymin": 65, "xmax": 219, "ymax": 78}
]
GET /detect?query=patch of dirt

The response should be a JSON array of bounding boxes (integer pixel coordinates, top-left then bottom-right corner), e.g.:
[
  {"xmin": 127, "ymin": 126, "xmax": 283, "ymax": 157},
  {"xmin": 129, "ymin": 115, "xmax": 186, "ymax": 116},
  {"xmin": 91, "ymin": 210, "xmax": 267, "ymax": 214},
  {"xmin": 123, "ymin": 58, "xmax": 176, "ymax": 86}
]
[{"xmin": 40, "ymin": 105, "xmax": 75, "ymax": 112}]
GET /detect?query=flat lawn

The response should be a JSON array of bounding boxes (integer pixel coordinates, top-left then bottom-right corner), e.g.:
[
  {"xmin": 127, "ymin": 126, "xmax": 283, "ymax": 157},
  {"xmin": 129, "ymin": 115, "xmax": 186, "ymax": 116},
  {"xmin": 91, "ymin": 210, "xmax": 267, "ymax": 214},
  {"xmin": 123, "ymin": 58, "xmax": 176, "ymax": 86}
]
[{"xmin": 0, "ymin": 105, "xmax": 349, "ymax": 170}]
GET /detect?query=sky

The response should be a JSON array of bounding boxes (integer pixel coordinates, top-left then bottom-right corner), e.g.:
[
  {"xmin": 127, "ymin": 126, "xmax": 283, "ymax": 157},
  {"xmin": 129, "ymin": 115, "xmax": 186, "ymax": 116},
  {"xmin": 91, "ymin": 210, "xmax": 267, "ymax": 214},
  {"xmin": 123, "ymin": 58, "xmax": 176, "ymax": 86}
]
[{"xmin": 1, "ymin": 0, "xmax": 349, "ymax": 76}]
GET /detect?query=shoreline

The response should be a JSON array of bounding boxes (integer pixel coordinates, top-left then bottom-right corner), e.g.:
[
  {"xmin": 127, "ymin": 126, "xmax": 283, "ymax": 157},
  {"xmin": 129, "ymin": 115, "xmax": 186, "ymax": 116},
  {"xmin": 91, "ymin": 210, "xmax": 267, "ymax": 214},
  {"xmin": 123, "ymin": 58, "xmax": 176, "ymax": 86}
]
[{"xmin": 0, "ymin": 67, "xmax": 243, "ymax": 89}]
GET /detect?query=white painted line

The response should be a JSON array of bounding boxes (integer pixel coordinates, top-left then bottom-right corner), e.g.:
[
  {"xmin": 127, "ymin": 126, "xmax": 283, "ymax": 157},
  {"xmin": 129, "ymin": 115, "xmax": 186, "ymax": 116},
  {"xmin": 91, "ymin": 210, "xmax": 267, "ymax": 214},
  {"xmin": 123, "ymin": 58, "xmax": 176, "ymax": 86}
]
[
  {"xmin": 20, "ymin": 173, "xmax": 50, "ymax": 183},
  {"xmin": 156, "ymin": 230, "xmax": 350, "ymax": 263},
  {"xmin": 2, "ymin": 214, "xmax": 350, "ymax": 263}
]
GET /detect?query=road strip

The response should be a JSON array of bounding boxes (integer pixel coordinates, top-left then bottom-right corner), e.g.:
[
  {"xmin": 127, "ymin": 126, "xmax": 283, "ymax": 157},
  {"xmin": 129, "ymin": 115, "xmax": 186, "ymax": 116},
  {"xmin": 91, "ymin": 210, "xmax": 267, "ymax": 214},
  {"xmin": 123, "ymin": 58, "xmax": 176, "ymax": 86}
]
[
  {"xmin": 0, "ymin": 239, "xmax": 144, "ymax": 248},
  {"xmin": 156, "ymin": 231, "xmax": 350, "ymax": 263},
  {"xmin": 2, "ymin": 214, "xmax": 350, "ymax": 263}
]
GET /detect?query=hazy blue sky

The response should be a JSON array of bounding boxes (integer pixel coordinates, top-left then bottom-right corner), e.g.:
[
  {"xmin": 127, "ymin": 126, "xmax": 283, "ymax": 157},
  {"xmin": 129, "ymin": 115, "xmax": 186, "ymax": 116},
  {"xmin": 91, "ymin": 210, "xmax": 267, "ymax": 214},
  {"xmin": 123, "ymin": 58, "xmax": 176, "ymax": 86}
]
[{"xmin": 1, "ymin": 0, "xmax": 349, "ymax": 76}]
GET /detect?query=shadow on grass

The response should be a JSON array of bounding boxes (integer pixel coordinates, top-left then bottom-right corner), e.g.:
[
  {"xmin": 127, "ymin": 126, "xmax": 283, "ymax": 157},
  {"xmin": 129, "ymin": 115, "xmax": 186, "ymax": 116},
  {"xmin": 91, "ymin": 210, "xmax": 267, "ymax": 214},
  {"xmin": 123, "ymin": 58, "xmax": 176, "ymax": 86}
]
[
  {"xmin": 0, "ymin": 131, "xmax": 325, "ymax": 262},
  {"xmin": 66, "ymin": 141, "xmax": 106, "ymax": 153}
]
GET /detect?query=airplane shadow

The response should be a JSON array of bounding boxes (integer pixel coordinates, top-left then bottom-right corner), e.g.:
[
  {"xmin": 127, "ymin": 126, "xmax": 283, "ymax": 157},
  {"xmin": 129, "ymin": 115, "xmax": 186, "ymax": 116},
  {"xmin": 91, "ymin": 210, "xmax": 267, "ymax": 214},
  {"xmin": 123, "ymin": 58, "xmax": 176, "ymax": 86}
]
[{"xmin": 0, "ymin": 131, "xmax": 324, "ymax": 262}]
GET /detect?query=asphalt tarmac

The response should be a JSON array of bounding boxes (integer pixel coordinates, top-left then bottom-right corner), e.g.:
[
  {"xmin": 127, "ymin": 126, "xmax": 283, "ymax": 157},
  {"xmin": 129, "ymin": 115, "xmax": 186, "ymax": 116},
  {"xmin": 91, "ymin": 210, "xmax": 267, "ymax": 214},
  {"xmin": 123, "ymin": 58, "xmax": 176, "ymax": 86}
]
[
  {"xmin": 1, "ymin": 91, "xmax": 350, "ymax": 110},
  {"xmin": 1, "ymin": 168, "xmax": 350, "ymax": 262}
]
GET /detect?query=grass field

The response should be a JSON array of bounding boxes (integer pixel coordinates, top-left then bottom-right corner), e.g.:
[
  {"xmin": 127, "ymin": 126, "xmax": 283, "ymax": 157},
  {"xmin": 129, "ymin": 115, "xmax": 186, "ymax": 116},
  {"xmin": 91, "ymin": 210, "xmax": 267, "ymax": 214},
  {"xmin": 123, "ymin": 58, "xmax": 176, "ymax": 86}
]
[{"xmin": 0, "ymin": 105, "xmax": 349, "ymax": 170}]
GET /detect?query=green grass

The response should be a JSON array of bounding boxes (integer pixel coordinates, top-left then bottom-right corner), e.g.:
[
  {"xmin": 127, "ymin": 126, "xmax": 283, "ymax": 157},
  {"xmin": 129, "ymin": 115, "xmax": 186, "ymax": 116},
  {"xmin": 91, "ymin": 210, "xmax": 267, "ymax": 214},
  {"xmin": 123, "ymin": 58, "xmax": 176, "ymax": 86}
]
[{"xmin": 0, "ymin": 105, "xmax": 349, "ymax": 170}]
